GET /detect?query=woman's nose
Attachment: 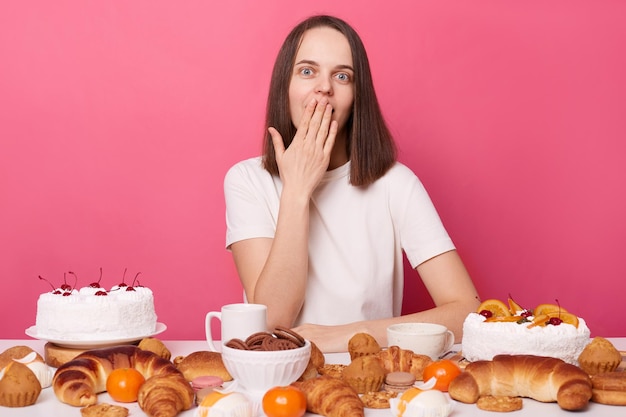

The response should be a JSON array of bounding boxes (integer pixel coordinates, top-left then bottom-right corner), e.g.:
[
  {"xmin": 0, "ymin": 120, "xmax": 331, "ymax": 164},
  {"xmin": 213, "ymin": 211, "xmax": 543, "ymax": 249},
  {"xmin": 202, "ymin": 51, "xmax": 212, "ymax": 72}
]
[{"xmin": 315, "ymin": 76, "xmax": 333, "ymax": 95}]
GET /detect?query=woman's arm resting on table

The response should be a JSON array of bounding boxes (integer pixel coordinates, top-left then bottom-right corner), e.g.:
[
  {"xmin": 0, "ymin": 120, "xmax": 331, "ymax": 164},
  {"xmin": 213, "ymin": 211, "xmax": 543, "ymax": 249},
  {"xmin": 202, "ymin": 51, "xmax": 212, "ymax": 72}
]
[{"xmin": 293, "ymin": 250, "xmax": 480, "ymax": 353}]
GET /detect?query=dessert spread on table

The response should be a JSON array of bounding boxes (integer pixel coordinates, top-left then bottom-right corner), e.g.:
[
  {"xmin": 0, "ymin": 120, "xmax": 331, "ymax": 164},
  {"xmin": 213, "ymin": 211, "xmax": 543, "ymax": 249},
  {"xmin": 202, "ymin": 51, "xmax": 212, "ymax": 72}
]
[{"xmin": 4, "ymin": 292, "xmax": 626, "ymax": 416}]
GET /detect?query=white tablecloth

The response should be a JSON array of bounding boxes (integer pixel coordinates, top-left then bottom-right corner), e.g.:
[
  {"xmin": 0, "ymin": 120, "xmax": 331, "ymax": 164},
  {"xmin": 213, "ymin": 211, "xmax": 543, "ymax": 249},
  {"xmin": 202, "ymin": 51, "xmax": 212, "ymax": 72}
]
[{"xmin": 1, "ymin": 338, "xmax": 624, "ymax": 417}]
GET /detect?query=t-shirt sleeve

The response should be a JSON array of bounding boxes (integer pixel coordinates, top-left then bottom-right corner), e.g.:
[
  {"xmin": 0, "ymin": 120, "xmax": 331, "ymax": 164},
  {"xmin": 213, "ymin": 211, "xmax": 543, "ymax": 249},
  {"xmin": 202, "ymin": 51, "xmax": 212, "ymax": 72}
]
[
  {"xmin": 224, "ymin": 159, "xmax": 278, "ymax": 249},
  {"xmin": 392, "ymin": 166, "xmax": 456, "ymax": 267}
]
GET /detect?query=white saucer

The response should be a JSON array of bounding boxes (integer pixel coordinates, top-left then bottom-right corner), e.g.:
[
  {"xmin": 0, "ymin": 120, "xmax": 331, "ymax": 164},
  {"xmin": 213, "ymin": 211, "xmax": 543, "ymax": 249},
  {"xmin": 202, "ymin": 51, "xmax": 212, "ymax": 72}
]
[{"xmin": 25, "ymin": 322, "xmax": 167, "ymax": 349}]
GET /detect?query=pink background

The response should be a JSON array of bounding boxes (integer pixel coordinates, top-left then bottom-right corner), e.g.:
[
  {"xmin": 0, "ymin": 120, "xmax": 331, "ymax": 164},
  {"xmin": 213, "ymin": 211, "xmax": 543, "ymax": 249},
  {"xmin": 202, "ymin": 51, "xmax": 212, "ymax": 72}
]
[{"xmin": 1, "ymin": 1, "xmax": 625, "ymax": 341}]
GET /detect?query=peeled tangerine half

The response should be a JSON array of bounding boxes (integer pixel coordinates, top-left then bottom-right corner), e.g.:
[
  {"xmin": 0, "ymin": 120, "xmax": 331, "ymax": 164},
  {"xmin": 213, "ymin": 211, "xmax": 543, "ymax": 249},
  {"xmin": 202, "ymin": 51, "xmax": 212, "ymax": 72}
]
[
  {"xmin": 389, "ymin": 388, "xmax": 453, "ymax": 417},
  {"xmin": 534, "ymin": 303, "xmax": 568, "ymax": 317},
  {"xmin": 477, "ymin": 299, "xmax": 511, "ymax": 318}
]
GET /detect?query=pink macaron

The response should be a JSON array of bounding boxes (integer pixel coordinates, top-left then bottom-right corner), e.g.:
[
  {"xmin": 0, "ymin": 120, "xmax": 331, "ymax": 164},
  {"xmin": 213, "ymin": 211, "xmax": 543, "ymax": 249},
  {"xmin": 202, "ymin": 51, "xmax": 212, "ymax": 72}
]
[{"xmin": 191, "ymin": 375, "xmax": 224, "ymax": 392}]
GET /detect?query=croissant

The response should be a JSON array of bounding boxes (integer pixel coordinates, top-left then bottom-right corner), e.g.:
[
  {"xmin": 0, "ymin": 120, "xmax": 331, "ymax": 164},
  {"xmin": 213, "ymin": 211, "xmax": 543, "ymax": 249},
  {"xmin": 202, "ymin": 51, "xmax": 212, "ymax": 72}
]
[
  {"xmin": 52, "ymin": 345, "xmax": 193, "ymax": 417},
  {"xmin": 448, "ymin": 354, "xmax": 592, "ymax": 410},
  {"xmin": 374, "ymin": 345, "xmax": 432, "ymax": 380},
  {"xmin": 293, "ymin": 375, "xmax": 364, "ymax": 417}
]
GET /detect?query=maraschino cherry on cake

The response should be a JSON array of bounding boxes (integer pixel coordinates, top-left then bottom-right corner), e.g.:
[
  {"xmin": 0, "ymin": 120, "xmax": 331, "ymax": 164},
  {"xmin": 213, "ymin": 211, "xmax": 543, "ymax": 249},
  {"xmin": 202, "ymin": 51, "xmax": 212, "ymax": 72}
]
[{"xmin": 461, "ymin": 296, "xmax": 591, "ymax": 365}]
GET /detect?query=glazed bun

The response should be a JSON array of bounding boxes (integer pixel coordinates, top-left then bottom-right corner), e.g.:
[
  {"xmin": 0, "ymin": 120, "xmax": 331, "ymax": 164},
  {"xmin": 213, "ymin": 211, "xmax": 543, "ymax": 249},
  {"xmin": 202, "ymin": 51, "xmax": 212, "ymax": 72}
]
[{"xmin": 173, "ymin": 351, "xmax": 232, "ymax": 382}]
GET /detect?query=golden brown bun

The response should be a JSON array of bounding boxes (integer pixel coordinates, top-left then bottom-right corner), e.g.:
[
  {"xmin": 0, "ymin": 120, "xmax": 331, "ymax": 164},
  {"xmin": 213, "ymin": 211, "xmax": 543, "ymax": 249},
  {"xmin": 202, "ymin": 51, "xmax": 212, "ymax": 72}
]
[
  {"xmin": 299, "ymin": 341, "xmax": 326, "ymax": 381},
  {"xmin": 52, "ymin": 345, "xmax": 193, "ymax": 417},
  {"xmin": 374, "ymin": 345, "xmax": 432, "ymax": 380},
  {"xmin": 293, "ymin": 375, "xmax": 364, "ymax": 417},
  {"xmin": 309, "ymin": 341, "xmax": 325, "ymax": 370},
  {"xmin": 578, "ymin": 337, "xmax": 622, "ymax": 375},
  {"xmin": 138, "ymin": 337, "xmax": 172, "ymax": 361},
  {"xmin": 348, "ymin": 333, "xmax": 381, "ymax": 360},
  {"xmin": 590, "ymin": 371, "xmax": 626, "ymax": 405},
  {"xmin": 173, "ymin": 351, "xmax": 232, "ymax": 382},
  {"xmin": 448, "ymin": 354, "xmax": 592, "ymax": 411},
  {"xmin": 0, "ymin": 345, "xmax": 44, "ymax": 368},
  {"xmin": 0, "ymin": 361, "xmax": 42, "ymax": 407},
  {"xmin": 342, "ymin": 355, "xmax": 386, "ymax": 394}
]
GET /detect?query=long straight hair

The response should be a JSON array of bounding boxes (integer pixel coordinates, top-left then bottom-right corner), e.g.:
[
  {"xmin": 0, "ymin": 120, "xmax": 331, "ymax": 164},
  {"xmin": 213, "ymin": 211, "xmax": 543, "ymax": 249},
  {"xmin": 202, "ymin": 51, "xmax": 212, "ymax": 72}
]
[{"xmin": 262, "ymin": 15, "xmax": 396, "ymax": 186}]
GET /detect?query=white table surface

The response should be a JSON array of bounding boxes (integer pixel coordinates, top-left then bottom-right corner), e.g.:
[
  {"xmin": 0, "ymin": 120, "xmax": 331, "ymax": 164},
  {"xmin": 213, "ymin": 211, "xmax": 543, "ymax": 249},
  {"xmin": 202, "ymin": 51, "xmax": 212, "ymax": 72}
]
[{"xmin": 1, "ymin": 338, "xmax": 624, "ymax": 417}]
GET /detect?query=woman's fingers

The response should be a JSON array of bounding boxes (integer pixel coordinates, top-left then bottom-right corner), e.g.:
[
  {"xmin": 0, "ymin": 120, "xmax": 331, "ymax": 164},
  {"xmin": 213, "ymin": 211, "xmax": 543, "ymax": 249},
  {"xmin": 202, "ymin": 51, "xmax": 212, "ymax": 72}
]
[{"xmin": 268, "ymin": 127, "xmax": 285, "ymax": 161}]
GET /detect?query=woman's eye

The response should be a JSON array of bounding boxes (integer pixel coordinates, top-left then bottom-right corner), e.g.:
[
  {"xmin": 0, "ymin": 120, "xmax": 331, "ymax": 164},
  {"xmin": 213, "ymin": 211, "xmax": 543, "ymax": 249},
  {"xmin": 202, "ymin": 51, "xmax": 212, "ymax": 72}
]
[
  {"xmin": 300, "ymin": 68, "xmax": 313, "ymax": 76},
  {"xmin": 336, "ymin": 72, "xmax": 351, "ymax": 82}
]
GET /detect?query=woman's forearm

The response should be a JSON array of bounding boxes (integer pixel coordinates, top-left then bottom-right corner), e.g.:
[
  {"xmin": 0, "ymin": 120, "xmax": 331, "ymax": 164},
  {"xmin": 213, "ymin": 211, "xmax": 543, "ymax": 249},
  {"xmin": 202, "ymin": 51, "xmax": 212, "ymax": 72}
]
[{"xmin": 250, "ymin": 188, "xmax": 311, "ymax": 329}]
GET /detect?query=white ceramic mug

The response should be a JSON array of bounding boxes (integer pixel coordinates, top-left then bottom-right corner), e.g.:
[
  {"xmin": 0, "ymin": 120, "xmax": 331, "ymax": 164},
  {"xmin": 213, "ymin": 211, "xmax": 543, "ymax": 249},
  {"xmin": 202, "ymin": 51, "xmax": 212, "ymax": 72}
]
[
  {"xmin": 205, "ymin": 303, "xmax": 267, "ymax": 352},
  {"xmin": 387, "ymin": 322, "xmax": 455, "ymax": 360}
]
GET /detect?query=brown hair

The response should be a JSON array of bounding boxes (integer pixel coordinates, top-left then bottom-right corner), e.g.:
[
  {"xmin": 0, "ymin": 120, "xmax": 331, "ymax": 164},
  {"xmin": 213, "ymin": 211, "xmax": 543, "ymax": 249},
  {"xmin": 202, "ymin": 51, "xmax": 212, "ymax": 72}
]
[{"xmin": 261, "ymin": 15, "xmax": 396, "ymax": 186}]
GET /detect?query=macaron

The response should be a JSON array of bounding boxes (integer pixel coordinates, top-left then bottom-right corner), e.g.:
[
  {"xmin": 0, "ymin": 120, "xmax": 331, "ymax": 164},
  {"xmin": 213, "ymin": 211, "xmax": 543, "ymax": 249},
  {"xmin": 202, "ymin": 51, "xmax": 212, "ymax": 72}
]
[
  {"xmin": 384, "ymin": 371, "xmax": 416, "ymax": 393},
  {"xmin": 191, "ymin": 375, "xmax": 224, "ymax": 392}
]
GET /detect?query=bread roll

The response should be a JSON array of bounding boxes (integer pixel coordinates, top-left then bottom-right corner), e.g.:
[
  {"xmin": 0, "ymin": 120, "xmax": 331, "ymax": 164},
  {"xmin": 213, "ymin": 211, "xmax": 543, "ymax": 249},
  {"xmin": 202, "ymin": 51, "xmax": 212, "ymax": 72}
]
[
  {"xmin": 173, "ymin": 351, "xmax": 232, "ymax": 382},
  {"xmin": 590, "ymin": 371, "xmax": 626, "ymax": 405},
  {"xmin": 448, "ymin": 354, "xmax": 592, "ymax": 410},
  {"xmin": 375, "ymin": 345, "xmax": 432, "ymax": 380}
]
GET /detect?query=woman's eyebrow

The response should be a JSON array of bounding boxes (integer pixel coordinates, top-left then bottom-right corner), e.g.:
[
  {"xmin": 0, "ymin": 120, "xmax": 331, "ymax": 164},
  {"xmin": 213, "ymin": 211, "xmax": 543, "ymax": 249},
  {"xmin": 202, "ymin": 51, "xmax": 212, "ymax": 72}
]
[{"xmin": 295, "ymin": 59, "xmax": 354, "ymax": 72}]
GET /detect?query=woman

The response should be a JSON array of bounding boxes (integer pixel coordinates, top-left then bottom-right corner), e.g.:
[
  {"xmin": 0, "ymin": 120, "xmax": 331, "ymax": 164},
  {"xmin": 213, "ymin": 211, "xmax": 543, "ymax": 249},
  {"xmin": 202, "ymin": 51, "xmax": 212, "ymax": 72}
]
[{"xmin": 224, "ymin": 15, "xmax": 480, "ymax": 352}]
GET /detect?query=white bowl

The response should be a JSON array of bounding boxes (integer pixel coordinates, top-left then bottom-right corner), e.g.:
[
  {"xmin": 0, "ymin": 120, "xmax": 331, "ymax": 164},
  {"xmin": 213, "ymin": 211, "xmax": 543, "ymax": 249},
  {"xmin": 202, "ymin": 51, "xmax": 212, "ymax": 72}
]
[{"xmin": 221, "ymin": 340, "xmax": 311, "ymax": 395}]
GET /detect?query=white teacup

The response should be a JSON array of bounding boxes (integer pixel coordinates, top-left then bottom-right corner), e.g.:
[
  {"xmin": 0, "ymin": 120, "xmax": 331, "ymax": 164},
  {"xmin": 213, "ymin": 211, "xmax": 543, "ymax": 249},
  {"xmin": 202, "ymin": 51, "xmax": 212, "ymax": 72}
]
[
  {"xmin": 205, "ymin": 303, "xmax": 267, "ymax": 352},
  {"xmin": 387, "ymin": 322, "xmax": 455, "ymax": 360}
]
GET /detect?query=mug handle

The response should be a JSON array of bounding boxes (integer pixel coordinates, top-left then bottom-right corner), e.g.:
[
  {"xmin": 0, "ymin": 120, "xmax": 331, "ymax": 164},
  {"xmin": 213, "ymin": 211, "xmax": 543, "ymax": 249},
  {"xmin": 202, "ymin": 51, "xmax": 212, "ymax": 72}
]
[
  {"xmin": 205, "ymin": 311, "xmax": 221, "ymax": 352},
  {"xmin": 443, "ymin": 330, "xmax": 455, "ymax": 354}
]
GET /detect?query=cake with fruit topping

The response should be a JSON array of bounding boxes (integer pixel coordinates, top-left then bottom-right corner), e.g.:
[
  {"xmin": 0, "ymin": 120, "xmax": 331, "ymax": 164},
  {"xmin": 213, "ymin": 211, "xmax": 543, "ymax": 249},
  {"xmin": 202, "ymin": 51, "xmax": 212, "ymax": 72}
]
[
  {"xmin": 462, "ymin": 297, "xmax": 591, "ymax": 365},
  {"xmin": 34, "ymin": 271, "xmax": 157, "ymax": 341}
]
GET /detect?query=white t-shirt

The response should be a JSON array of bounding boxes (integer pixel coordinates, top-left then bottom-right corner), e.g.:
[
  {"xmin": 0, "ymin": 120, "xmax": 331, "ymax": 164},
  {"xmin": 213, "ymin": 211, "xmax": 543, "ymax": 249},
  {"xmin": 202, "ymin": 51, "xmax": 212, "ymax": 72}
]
[{"xmin": 224, "ymin": 157, "xmax": 455, "ymax": 326}]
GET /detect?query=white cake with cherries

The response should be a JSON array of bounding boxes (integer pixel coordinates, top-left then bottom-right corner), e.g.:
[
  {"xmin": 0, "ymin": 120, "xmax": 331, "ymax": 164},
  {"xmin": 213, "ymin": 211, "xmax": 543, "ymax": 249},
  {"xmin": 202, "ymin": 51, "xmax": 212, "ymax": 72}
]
[
  {"xmin": 462, "ymin": 300, "xmax": 591, "ymax": 365},
  {"xmin": 35, "ymin": 277, "xmax": 157, "ymax": 341}
]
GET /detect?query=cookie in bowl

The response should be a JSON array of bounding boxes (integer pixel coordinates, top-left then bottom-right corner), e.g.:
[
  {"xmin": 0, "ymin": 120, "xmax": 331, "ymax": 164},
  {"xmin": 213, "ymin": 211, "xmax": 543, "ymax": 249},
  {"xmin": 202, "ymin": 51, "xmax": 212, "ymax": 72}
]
[{"xmin": 221, "ymin": 328, "xmax": 311, "ymax": 397}]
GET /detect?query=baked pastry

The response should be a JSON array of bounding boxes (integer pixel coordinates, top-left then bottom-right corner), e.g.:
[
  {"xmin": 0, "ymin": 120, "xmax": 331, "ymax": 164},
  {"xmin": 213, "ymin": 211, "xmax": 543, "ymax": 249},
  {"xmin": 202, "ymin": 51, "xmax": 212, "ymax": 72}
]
[
  {"xmin": 318, "ymin": 364, "xmax": 347, "ymax": 379},
  {"xmin": 375, "ymin": 345, "xmax": 432, "ymax": 380},
  {"xmin": 476, "ymin": 395, "xmax": 523, "ymax": 412},
  {"xmin": 80, "ymin": 403, "xmax": 129, "ymax": 417},
  {"xmin": 384, "ymin": 371, "xmax": 416, "ymax": 393},
  {"xmin": 299, "ymin": 341, "xmax": 325, "ymax": 381},
  {"xmin": 52, "ymin": 345, "xmax": 193, "ymax": 417},
  {"xmin": 0, "ymin": 361, "xmax": 42, "ymax": 407},
  {"xmin": 173, "ymin": 351, "xmax": 232, "ymax": 382},
  {"xmin": 138, "ymin": 337, "xmax": 172, "ymax": 361},
  {"xmin": 0, "ymin": 346, "xmax": 44, "ymax": 368},
  {"xmin": 293, "ymin": 375, "xmax": 364, "ymax": 417},
  {"xmin": 341, "ymin": 355, "xmax": 386, "ymax": 394},
  {"xmin": 0, "ymin": 345, "xmax": 53, "ymax": 388},
  {"xmin": 448, "ymin": 354, "xmax": 592, "ymax": 411},
  {"xmin": 360, "ymin": 390, "xmax": 397, "ymax": 409},
  {"xmin": 348, "ymin": 333, "xmax": 381, "ymax": 360},
  {"xmin": 578, "ymin": 337, "xmax": 622, "ymax": 375},
  {"xmin": 590, "ymin": 371, "xmax": 626, "ymax": 405},
  {"xmin": 196, "ymin": 391, "xmax": 254, "ymax": 417}
]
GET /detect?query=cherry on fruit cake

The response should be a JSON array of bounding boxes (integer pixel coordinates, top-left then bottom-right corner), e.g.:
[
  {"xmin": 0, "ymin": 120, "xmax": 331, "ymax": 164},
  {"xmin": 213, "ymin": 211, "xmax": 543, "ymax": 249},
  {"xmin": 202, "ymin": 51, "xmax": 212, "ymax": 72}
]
[
  {"xmin": 35, "ymin": 270, "xmax": 157, "ymax": 341},
  {"xmin": 462, "ymin": 297, "xmax": 591, "ymax": 365}
]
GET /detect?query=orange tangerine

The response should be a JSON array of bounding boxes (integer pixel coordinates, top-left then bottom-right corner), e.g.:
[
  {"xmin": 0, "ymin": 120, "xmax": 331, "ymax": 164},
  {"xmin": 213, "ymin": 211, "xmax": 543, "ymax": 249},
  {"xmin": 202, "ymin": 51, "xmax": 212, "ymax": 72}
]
[
  {"xmin": 547, "ymin": 311, "xmax": 579, "ymax": 328},
  {"xmin": 534, "ymin": 303, "xmax": 568, "ymax": 316},
  {"xmin": 477, "ymin": 299, "xmax": 512, "ymax": 318}
]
